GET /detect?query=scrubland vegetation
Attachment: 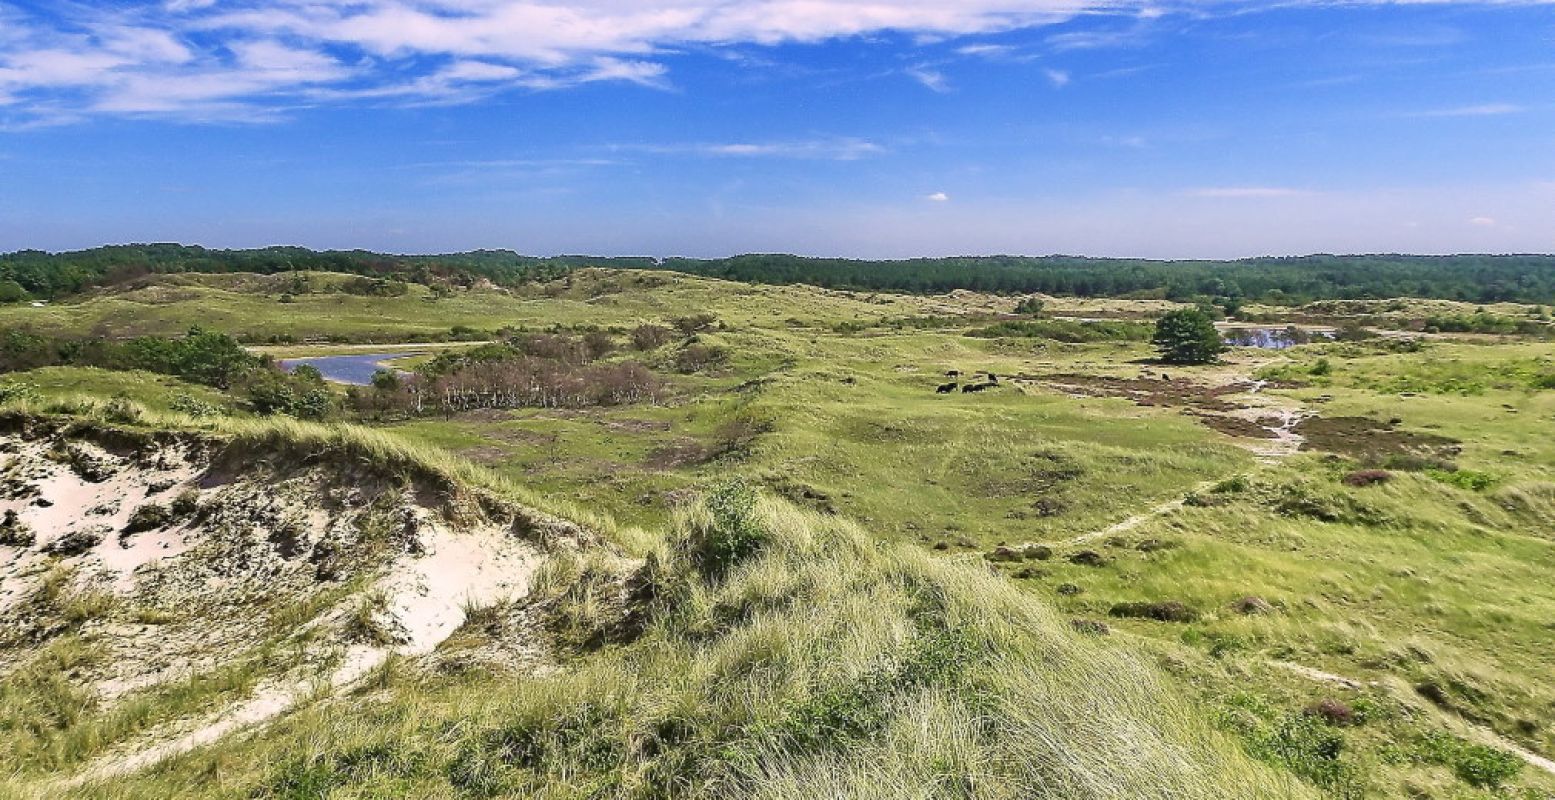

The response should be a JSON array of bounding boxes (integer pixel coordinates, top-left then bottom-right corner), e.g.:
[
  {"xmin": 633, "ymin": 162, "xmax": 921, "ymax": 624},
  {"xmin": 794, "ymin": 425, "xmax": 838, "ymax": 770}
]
[{"xmin": 2, "ymin": 264, "xmax": 1554, "ymax": 798}]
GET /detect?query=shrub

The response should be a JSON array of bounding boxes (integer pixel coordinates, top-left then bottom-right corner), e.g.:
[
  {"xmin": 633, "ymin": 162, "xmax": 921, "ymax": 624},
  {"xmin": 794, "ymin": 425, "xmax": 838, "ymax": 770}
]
[
  {"xmin": 1109, "ymin": 601, "xmax": 1198, "ymax": 623},
  {"xmin": 1303, "ymin": 699, "xmax": 1357, "ymax": 727},
  {"xmin": 964, "ymin": 319, "xmax": 1150, "ymax": 343},
  {"xmin": 170, "ymin": 490, "xmax": 200, "ymax": 517},
  {"xmin": 1341, "ymin": 470, "xmax": 1391, "ymax": 487},
  {"xmin": 0, "ymin": 509, "xmax": 35, "ymax": 547},
  {"xmin": 169, "ymin": 394, "xmax": 222, "ymax": 418},
  {"xmin": 629, "ymin": 324, "xmax": 674, "ymax": 351},
  {"xmin": 677, "ymin": 479, "xmax": 765, "ymax": 579},
  {"xmin": 1428, "ymin": 469, "xmax": 1495, "ymax": 492},
  {"xmin": 123, "ymin": 503, "xmax": 173, "ymax": 534},
  {"xmin": 1416, "ymin": 732, "xmax": 1524, "ymax": 789},
  {"xmin": 1152, "ymin": 308, "xmax": 1225, "ymax": 365},
  {"xmin": 670, "ymin": 313, "xmax": 718, "ymax": 335},
  {"xmin": 673, "ymin": 344, "xmax": 729, "ymax": 373},
  {"xmin": 0, "ymin": 382, "xmax": 39, "ymax": 404}
]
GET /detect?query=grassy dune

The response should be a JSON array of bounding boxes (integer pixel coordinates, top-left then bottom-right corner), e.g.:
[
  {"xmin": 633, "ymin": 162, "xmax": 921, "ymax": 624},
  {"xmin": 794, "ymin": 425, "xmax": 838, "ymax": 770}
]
[{"xmin": 50, "ymin": 486, "xmax": 1309, "ymax": 800}]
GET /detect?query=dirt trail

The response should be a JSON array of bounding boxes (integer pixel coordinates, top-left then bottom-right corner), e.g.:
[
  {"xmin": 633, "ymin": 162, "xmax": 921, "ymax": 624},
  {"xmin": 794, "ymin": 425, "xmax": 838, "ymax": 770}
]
[
  {"xmin": 69, "ymin": 522, "xmax": 540, "ymax": 785},
  {"xmin": 1273, "ymin": 661, "xmax": 1555, "ymax": 778},
  {"xmin": 1061, "ymin": 492, "xmax": 1199, "ymax": 547}
]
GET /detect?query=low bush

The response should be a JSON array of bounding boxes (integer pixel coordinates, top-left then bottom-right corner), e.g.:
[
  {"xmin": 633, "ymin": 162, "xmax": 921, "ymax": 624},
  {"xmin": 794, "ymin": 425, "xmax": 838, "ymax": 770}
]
[
  {"xmin": 1427, "ymin": 469, "xmax": 1495, "ymax": 492},
  {"xmin": 1341, "ymin": 469, "xmax": 1391, "ymax": 487},
  {"xmin": 1109, "ymin": 600, "xmax": 1198, "ymax": 623}
]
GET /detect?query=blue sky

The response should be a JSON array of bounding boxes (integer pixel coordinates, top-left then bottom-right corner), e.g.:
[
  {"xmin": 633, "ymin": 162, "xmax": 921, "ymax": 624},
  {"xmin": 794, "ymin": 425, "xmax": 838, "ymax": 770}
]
[{"xmin": 1, "ymin": 0, "xmax": 1552, "ymax": 258}]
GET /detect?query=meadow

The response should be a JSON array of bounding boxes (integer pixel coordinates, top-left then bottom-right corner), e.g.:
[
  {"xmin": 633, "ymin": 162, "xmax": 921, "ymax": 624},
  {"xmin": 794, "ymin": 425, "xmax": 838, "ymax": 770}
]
[{"xmin": 1, "ymin": 268, "xmax": 1552, "ymax": 798}]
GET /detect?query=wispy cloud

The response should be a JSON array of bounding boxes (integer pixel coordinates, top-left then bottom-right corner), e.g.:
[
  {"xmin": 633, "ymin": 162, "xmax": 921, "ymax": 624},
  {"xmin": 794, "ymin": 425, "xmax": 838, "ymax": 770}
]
[
  {"xmin": 1408, "ymin": 103, "xmax": 1524, "ymax": 118},
  {"xmin": 1183, "ymin": 187, "xmax": 1315, "ymax": 199},
  {"xmin": 1044, "ymin": 68, "xmax": 1071, "ymax": 87},
  {"xmin": 619, "ymin": 138, "xmax": 886, "ymax": 160},
  {"xmin": 925, "ymin": 191, "xmax": 950, "ymax": 202},
  {"xmin": 906, "ymin": 66, "xmax": 951, "ymax": 92},
  {"xmin": 0, "ymin": 1, "xmax": 1549, "ymax": 124}
]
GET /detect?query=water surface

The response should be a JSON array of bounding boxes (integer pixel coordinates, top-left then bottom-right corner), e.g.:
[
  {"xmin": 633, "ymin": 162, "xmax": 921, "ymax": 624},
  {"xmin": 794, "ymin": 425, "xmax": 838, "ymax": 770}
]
[{"xmin": 278, "ymin": 352, "xmax": 422, "ymax": 386}]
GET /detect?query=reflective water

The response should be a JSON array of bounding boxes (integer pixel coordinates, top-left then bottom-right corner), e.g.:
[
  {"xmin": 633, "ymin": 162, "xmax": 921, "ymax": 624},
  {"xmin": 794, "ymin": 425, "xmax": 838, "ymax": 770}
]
[
  {"xmin": 1222, "ymin": 328, "xmax": 1334, "ymax": 350},
  {"xmin": 278, "ymin": 352, "xmax": 422, "ymax": 385}
]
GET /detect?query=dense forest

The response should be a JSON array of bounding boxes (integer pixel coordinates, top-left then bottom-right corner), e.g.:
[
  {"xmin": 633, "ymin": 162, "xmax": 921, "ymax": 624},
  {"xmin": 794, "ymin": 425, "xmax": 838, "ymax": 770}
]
[
  {"xmin": 5, "ymin": 244, "xmax": 1555, "ymax": 305},
  {"xmin": 662, "ymin": 253, "xmax": 1555, "ymax": 304},
  {"xmin": 0, "ymin": 245, "xmax": 655, "ymax": 299}
]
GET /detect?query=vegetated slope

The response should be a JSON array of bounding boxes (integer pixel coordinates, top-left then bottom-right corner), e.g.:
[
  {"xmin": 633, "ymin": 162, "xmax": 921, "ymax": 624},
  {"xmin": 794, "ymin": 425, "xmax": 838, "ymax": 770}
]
[
  {"xmin": 0, "ymin": 408, "xmax": 1310, "ymax": 799},
  {"xmin": 6, "ymin": 244, "xmax": 1555, "ymax": 304},
  {"xmin": 0, "ymin": 410, "xmax": 590, "ymax": 790}
]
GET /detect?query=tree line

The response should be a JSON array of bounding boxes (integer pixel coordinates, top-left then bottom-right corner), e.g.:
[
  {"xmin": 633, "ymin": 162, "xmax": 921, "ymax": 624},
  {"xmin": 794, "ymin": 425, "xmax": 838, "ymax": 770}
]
[{"xmin": 6, "ymin": 245, "xmax": 1555, "ymax": 305}]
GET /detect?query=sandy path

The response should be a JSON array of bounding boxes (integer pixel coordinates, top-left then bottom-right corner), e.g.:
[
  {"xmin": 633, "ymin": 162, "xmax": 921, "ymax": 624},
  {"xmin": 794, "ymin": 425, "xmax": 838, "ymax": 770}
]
[{"xmin": 1273, "ymin": 661, "xmax": 1555, "ymax": 778}]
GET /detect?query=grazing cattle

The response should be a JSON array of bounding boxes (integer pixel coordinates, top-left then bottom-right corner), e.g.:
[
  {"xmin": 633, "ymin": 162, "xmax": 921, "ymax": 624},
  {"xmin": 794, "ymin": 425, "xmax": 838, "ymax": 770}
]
[
  {"xmin": 936, "ymin": 382, "xmax": 958, "ymax": 394},
  {"xmin": 962, "ymin": 381, "xmax": 997, "ymax": 393},
  {"xmin": 946, "ymin": 369, "xmax": 961, "ymax": 377},
  {"xmin": 986, "ymin": 372, "xmax": 999, "ymax": 384}
]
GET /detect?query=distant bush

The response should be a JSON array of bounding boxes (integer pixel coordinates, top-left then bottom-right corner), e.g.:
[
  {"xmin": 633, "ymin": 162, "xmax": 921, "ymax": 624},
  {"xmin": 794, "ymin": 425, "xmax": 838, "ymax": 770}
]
[
  {"xmin": 340, "ymin": 276, "xmax": 410, "ymax": 297},
  {"xmin": 243, "ymin": 369, "xmax": 333, "ymax": 420},
  {"xmin": 1152, "ymin": 309, "xmax": 1225, "ymax": 365},
  {"xmin": 629, "ymin": 324, "xmax": 674, "ymax": 351},
  {"xmin": 670, "ymin": 313, "xmax": 718, "ymax": 335},
  {"xmin": 965, "ymin": 319, "xmax": 1149, "ymax": 343},
  {"xmin": 673, "ymin": 344, "xmax": 729, "ymax": 374},
  {"xmin": 0, "ymin": 326, "xmax": 259, "ymax": 389}
]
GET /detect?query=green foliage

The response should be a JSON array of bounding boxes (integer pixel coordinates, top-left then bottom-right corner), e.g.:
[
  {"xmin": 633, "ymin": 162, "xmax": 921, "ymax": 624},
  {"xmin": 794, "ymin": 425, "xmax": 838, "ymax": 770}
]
[
  {"xmin": 0, "ymin": 326, "xmax": 259, "ymax": 388},
  {"xmin": 0, "ymin": 280, "xmax": 30, "ymax": 304},
  {"xmin": 0, "ymin": 381, "xmax": 39, "ymax": 403},
  {"xmin": 1153, "ymin": 308, "xmax": 1225, "ymax": 365},
  {"xmin": 169, "ymin": 393, "xmax": 222, "ymax": 418},
  {"xmin": 964, "ymin": 319, "xmax": 1150, "ymax": 343},
  {"xmin": 1415, "ymin": 732, "xmax": 1524, "ymax": 789},
  {"xmin": 1014, "ymin": 296, "xmax": 1046, "ymax": 316},
  {"xmin": 1219, "ymin": 695, "xmax": 1366, "ymax": 798},
  {"xmin": 244, "ymin": 369, "xmax": 334, "ymax": 420},
  {"xmin": 661, "ymin": 253, "xmax": 1555, "ymax": 305},
  {"xmin": 1428, "ymin": 468, "xmax": 1496, "ymax": 492},
  {"xmin": 679, "ymin": 479, "xmax": 766, "ymax": 578}
]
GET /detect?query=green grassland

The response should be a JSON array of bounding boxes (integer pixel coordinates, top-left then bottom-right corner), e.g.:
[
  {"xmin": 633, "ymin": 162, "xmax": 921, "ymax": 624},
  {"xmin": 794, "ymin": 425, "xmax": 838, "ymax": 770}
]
[{"xmin": 3, "ymin": 269, "xmax": 1554, "ymax": 798}]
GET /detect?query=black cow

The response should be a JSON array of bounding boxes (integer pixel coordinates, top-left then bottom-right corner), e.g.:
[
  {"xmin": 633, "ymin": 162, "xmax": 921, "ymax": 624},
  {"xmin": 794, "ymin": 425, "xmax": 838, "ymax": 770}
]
[
  {"xmin": 936, "ymin": 382, "xmax": 958, "ymax": 394},
  {"xmin": 963, "ymin": 382, "xmax": 996, "ymax": 393},
  {"xmin": 945, "ymin": 370, "xmax": 962, "ymax": 377}
]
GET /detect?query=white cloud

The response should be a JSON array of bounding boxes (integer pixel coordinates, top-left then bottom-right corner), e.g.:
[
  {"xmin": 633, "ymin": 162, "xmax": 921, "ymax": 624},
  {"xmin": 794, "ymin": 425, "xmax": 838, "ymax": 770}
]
[
  {"xmin": 925, "ymin": 191, "xmax": 950, "ymax": 202},
  {"xmin": 1470, "ymin": 216, "xmax": 1497, "ymax": 226},
  {"xmin": 0, "ymin": 1, "xmax": 1551, "ymax": 122},
  {"xmin": 1044, "ymin": 68, "xmax": 1070, "ymax": 87}
]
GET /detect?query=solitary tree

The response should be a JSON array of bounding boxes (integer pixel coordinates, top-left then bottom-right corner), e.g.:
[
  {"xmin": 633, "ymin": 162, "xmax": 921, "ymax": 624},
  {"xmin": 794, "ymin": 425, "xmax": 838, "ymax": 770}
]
[{"xmin": 1152, "ymin": 309, "xmax": 1224, "ymax": 365}]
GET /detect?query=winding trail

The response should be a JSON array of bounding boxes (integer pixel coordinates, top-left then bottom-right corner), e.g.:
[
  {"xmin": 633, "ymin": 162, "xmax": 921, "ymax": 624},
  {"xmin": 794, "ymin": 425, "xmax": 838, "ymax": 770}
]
[{"xmin": 1274, "ymin": 661, "xmax": 1555, "ymax": 778}]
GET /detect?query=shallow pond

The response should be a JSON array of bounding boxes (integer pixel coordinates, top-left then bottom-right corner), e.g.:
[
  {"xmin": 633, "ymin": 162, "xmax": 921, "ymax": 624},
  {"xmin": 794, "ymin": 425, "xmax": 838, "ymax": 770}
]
[
  {"xmin": 278, "ymin": 352, "xmax": 423, "ymax": 385},
  {"xmin": 1222, "ymin": 328, "xmax": 1335, "ymax": 350}
]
